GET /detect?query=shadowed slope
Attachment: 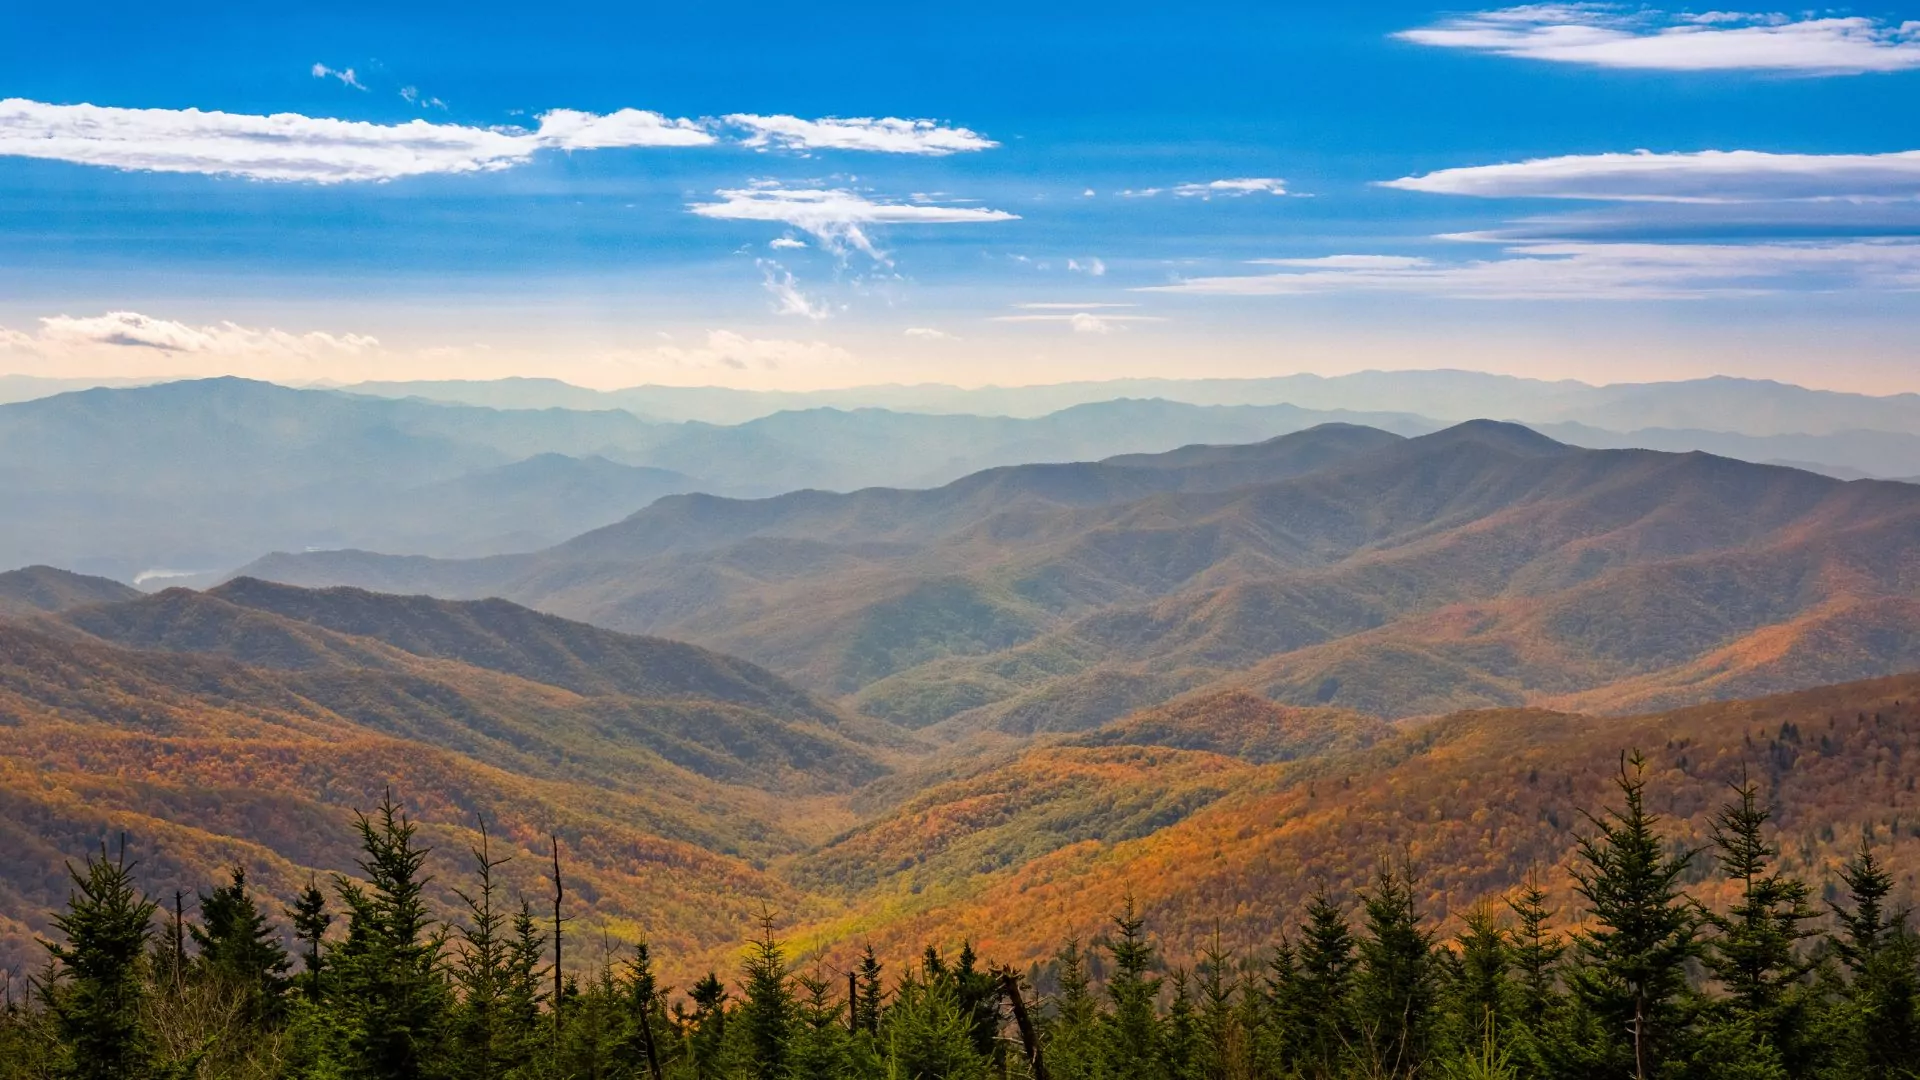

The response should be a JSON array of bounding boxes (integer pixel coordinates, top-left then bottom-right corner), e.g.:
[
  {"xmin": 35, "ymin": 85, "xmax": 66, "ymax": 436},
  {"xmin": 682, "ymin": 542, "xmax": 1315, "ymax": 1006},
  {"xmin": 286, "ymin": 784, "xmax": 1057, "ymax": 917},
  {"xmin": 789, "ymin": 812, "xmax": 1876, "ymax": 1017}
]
[{"xmin": 0, "ymin": 565, "xmax": 141, "ymax": 617}]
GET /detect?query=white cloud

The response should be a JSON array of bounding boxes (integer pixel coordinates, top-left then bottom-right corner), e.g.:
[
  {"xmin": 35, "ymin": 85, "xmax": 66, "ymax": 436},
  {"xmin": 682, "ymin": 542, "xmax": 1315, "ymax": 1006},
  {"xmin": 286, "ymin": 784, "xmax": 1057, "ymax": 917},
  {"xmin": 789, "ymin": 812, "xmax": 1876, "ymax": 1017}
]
[
  {"xmin": 768, "ymin": 237, "xmax": 808, "ymax": 250},
  {"xmin": 1067, "ymin": 257, "xmax": 1107, "ymax": 276},
  {"xmin": 725, "ymin": 114, "xmax": 996, "ymax": 155},
  {"xmin": 1397, "ymin": 7, "xmax": 1920, "ymax": 73},
  {"xmin": 35, "ymin": 310, "xmax": 381, "ymax": 355},
  {"xmin": 532, "ymin": 108, "xmax": 713, "ymax": 150},
  {"xmin": 1173, "ymin": 177, "xmax": 1290, "ymax": 198},
  {"xmin": 1142, "ymin": 238, "xmax": 1920, "ymax": 300},
  {"xmin": 0, "ymin": 99, "xmax": 997, "ymax": 184},
  {"xmin": 616, "ymin": 330, "xmax": 855, "ymax": 372},
  {"xmin": 690, "ymin": 186, "xmax": 1018, "ymax": 260},
  {"xmin": 1383, "ymin": 149, "xmax": 1920, "ymax": 203},
  {"xmin": 400, "ymin": 87, "xmax": 447, "ymax": 110},
  {"xmin": 311, "ymin": 63, "xmax": 367, "ymax": 90},
  {"xmin": 904, "ymin": 327, "xmax": 955, "ymax": 339},
  {"xmin": 0, "ymin": 98, "xmax": 714, "ymax": 183},
  {"xmin": 757, "ymin": 260, "xmax": 831, "ymax": 320}
]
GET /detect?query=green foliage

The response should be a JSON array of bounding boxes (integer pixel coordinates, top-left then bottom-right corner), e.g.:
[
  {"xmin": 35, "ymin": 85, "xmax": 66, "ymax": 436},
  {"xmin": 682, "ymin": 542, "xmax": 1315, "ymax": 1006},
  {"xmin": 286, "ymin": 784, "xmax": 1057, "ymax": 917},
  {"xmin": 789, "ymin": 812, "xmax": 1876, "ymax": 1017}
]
[
  {"xmin": 6, "ymin": 756, "xmax": 1920, "ymax": 1080},
  {"xmin": 1564, "ymin": 751, "xmax": 1701, "ymax": 1080},
  {"xmin": 37, "ymin": 842, "xmax": 171, "ymax": 1080}
]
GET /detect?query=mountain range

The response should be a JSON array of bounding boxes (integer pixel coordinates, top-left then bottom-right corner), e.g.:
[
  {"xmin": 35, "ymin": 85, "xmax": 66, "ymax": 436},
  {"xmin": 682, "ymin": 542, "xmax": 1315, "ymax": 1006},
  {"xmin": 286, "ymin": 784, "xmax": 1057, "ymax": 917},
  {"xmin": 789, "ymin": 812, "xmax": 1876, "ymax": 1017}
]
[
  {"xmin": 8, "ymin": 373, "xmax": 1920, "ymax": 583},
  {"xmin": 240, "ymin": 420, "xmax": 1920, "ymax": 729},
  {"xmin": 1, "ymin": 564, "xmax": 1915, "ymax": 984}
]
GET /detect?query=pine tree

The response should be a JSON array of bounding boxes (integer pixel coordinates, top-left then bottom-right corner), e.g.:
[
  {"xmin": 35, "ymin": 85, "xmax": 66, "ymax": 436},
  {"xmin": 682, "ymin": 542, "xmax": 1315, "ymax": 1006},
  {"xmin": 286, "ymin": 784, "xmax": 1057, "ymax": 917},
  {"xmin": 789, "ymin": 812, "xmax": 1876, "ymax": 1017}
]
[
  {"xmin": 1102, "ymin": 896, "xmax": 1164, "ymax": 1073},
  {"xmin": 885, "ymin": 973, "xmax": 990, "ymax": 1080},
  {"xmin": 1700, "ymin": 778, "xmax": 1819, "ymax": 1073},
  {"xmin": 1354, "ymin": 866, "xmax": 1440, "ymax": 1078},
  {"xmin": 450, "ymin": 821, "xmax": 513, "ymax": 1079},
  {"xmin": 620, "ymin": 940, "xmax": 668, "ymax": 1080},
  {"xmin": 681, "ymin": 972, "xmax": 730, "ymax": 1080},
  {"xmin": 286, "ymin": 876, "xmax": 331, "ymax": 1003},
  {"xmin": 38, "ymin": 842, "xmax": 167, "ymax": 1080},
  {"xmin": 1195, "ymin": 933, "xmax": 1242, "ymax": 1080},
  {"xmin": 1290, "ymin": 890, "xmax": 1359, "ymax": 1078},
  {"xmin": 329, "ymin": 793, "xmax": 453, "ymax": 1080},
  {"xmin": 738, "ymin": 913, "xmax": 795, "ymax": 1080},
  {"xmin": 951, "ymin": 941, "xmax": 1002, "ymax": 1065},
  {"xmin": 190, "ymin": 865, "xmax": 291, "ymax": 1021},
  {"xmin": 1565, "ymin": 751, "xmax": 1700, "ymax": 1080},
  {"xmin": 1044, "ymin": 938, "xmax": 1105, "ymax": 1080},
  {"xmin": 789, "ymin": 970, "xmax": 851, "ymax": 1080},
  {"xmin": 1450, "ymin": 903, "xmax": 1511, "ymax": 1060},
  {"xmin": 853, "ymin": 946, "xmax": 885, "ymax": 1036},
  {"xmin": 1828, "ymin": 832, "xmax": 1920, "ymax": 1079},
  {"xmin": 1505, "ymin": 874, "xmax": 1564, "ymax": 1032},
  {"xmin": 1161, "ymin": 970, "xmax": 1205, "ymax": 1080},
  {"xmin": 500, "ymin": 900, "xmax": 549, "ymax": 1074}
]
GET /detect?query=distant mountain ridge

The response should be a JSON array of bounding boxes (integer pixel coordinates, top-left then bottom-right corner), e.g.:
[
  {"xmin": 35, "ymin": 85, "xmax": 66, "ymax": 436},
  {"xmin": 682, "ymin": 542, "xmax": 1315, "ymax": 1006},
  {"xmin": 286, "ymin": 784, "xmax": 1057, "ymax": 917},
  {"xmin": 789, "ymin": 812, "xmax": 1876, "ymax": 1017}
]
[{"xmin": 237, "ymin": 420, "xmax": 1920, "ymax": 726}]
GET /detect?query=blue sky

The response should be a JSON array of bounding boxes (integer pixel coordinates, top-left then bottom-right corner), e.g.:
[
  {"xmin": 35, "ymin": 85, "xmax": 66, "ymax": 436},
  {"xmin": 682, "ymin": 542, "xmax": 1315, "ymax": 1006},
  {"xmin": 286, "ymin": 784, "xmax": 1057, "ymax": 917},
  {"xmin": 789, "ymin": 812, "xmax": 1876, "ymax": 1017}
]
[{"xmin": 2, "ymin": 2, "xmax": 1918, "ymax": 391}]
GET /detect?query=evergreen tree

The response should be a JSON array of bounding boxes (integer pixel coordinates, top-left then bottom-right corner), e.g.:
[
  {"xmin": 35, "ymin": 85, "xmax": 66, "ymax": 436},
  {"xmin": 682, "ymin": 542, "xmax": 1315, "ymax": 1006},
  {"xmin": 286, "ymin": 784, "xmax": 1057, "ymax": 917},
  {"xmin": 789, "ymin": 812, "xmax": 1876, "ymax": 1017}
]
[
  {"xmin": 681, "ymin": 972, "xmax": 730, "ymax": 1080},
  {"xmin": 1505, "ymin": 875, "xmax": 1564, "ymax": 1032},
  {"xmin": 1161, "ymin": 969, "xmax": 1205, "ymax": 1080},
  {"xmin": 1450, "ymin": 903, "xmax": 1511, "ymax": 1060},
  {"xmin": 500, "ymin": 900, "xmax": 549, "ymax": 1074},
  {"xmin": 287, "ymin": 876, "xmax": 331, "ymax": 1003},
  {"xmin": 737, "ymin": 914, "xmax": 795, "ymax": 1080},
  {"xmin": 1195, "ymin": 934, "xmax": 1242, "ymax": 1080},
  {"xmin": 450, "ymin": 822, "xmax": 514, "ymax": 1079},
  {"xmin": 853, "ymin": 946, "xmax": 884, "ymax": 1036},
  {"xmin": 1700, "ymin": 778, "xmax": 1819, "ymax": 1074},
  {"xmin": 1102, "ymin": 897, "xmax": 1164, "ymax": 1073},
  {"xmin": 329, "ymin": 794, "xmax": 453, "ymax": 1080},
  {"xmin": 885, "ymin": 974, "xmax": 989, "ymax": 1080},
  {"xmin": 1043, "ymin": 938, "xmax": 1105, "ymax": 1080},
  {"xmin": 1564, "ymin": 751, "xmax": 1700, "ymax": 1080},
  {"xmin": 620, "ymin": 940, "xmax": 669, "ymax": 1080},
  {"xmin": 789, "ymin": 970, "xmax": 851, "ymax": 1080},
  {"xmin": 1828, "ymin": 833, "xmax": 1920, "ymax": 1079},
  {"xmin": 1354, "ymin": 866, "xmax": 1440, "ymax": 1078},
  {"xmin": 38, "ymin": 842, "xmax": 169, "ymax": 1080},
  {"xmin": 1290, "ymin": 890, "xmax": 1359, "ymax": 1078},
  {"xmin": 190, "ymin": 865, "xmax": 291, "ymax": 1021}
]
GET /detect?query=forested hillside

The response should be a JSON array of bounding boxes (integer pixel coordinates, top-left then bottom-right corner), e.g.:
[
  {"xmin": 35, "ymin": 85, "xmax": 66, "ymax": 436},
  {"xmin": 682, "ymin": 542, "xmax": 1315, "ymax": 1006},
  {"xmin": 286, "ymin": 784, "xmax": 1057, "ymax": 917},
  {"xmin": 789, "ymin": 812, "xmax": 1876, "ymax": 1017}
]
[
  {"xmin": 245, "ymin": 421, "xmax": 1920, "ymax": 727},
  {"xmin": 0, "ymin": 584, "xmax": 892, "ymax": 974}
]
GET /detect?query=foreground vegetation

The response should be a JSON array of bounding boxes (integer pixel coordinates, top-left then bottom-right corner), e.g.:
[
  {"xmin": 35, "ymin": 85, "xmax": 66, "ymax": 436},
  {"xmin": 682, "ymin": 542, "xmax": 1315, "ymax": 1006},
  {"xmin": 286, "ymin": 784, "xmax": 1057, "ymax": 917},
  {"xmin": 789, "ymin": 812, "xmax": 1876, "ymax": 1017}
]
[{"xmin": 2, "ymin": 753, "xmax": 1916, "ymax": 1080}]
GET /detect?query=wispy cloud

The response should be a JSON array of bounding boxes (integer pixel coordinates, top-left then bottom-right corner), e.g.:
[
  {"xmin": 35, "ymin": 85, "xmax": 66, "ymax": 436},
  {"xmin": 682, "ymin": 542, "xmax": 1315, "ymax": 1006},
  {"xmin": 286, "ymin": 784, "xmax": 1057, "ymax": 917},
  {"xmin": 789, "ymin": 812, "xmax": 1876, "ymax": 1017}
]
[
  {"xmin": 399, "ymin": 86, "xmax": 447, "ymax": 110},
  {"xmin": 1173, "ymin": 177, "xmax": 1289, "ymax": 198},
  {"xmin": 768, "ymin": 237, "xmax": 808, "ymax": 250},
  {"xmin": 0, "ymin": 99, "xmax": 999, "ymax": 183},
  {"xmin": 1397, "ymin": 7, "xmax": 1920, "ymax": 74},
  {"xmin": 1384, "ymin": 149, "xmax": 1920, "ymax": 203},
  {"xmin": 311, "ymin": 63, "xmax": 367, "ymax": 90},
  {"xmin": 757, "ymin": 260, "xmax": 832, "ymax": 319},
  {"xmin": 904, "ymin": 327, "xmax": 955, "ymax": 339},
  {"xmin": 1067, "ymin": 257, "xmax": 1107, "ymax": 276},
  {"xmin": 33, "ymin": 310, "xmax": 381, "ymax": 354},
  {"xmin": 689, "ymin": 186, "xmax": 1017, "ymax": 260},
  {"xmin": 1142, "ymin": 238, "xmax": 1920, "ymax": 300},
  {"xmin": 1122, "ymin": 178, "xmax": 1291, "ymax": 199},
  {"xmin": 0, "ymin": 98, "xmax": 712, "ymax": 182},
  {"xmin": 725, "ymin": 114, "xmax": 996, "ymax": 155}
]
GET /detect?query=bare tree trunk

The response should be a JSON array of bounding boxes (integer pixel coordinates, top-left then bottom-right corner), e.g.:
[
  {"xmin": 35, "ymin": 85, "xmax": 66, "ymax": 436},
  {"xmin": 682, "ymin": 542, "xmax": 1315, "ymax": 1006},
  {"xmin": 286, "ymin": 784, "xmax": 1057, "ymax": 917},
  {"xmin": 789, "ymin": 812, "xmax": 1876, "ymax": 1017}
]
[
  {"xmin": 552, "ymin": 834, "xmax": 565, "ymax": 1044},
  {"xmin": 998, "ymin": 969, "xmax": 1048, "ymax": 1080}
]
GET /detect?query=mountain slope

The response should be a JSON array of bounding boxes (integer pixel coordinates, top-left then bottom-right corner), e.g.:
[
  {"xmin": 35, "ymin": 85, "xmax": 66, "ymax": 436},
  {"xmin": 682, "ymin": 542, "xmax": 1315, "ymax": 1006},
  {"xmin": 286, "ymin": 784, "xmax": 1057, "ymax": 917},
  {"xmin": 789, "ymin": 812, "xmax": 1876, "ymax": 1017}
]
[
  {"xmin": 0, "ymin": 581, "xmax": 909, "ymax": 973},
  {"xmin": 0, "ymin": 565, "xmax": 142, "ymax": 617},
  {"xmin": 780, "ymin": 671, "xmax": 1920, "ymax": 974}
]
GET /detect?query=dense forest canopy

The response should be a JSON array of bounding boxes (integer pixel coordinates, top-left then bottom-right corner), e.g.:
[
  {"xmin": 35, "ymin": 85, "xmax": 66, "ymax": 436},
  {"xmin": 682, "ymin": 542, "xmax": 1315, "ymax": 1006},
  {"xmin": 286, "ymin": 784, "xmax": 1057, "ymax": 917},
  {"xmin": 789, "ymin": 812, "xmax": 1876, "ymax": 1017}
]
[{"xmin": 3, "ymin": 751, "xmax": 1917, "ymax": 1080}]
